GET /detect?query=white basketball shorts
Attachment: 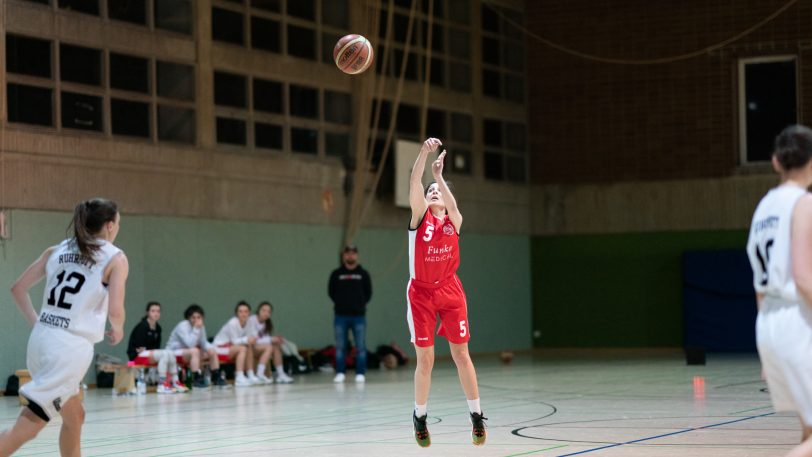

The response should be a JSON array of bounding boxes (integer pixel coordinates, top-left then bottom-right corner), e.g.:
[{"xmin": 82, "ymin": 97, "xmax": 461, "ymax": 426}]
[
  {"xmin": 20, "ymin": 325, "xmax": 93, "ymax": 420},
  {"xmin": 757, "ymin": 299, "xmax": 812, "ymax": 425}
]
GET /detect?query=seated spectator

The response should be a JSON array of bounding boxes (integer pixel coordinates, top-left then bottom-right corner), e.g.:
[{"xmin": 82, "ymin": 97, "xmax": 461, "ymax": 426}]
[
  {"xmin": 249, "ymin": 301, "xmax": 293, "ymax": 384},
  {"xmin": 166, "ymin": 304, "xmax": 226, "ymax": 388},
  {"xmin": 214, "ymin": 301, "xmax": 259, "ymax": 387},
  {"xmin": 126, "ymin": 301, "xmax": 187, "ymax": 393}
]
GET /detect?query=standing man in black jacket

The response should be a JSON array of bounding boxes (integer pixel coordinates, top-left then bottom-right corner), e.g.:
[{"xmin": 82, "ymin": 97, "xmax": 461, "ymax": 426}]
[{"xmin": 328, "ymin": 244, "xmax": 372, "ymax": 383}]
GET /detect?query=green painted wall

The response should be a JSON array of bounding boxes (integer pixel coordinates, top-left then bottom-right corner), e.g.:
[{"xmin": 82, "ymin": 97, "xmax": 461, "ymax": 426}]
[
  {"xmin": 0, "ymin": 210, "xmax": 532, "ymax": 382},
  {"xmin": 531, "ymin": 230, "xmax": 749, "ymax": 348}
]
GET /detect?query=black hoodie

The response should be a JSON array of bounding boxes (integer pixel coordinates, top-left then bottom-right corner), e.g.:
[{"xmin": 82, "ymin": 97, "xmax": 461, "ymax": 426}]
[
  {"xmin": 328, "ymin": 264, "xmax": 372, "ymax": 316},
  {"xmin": 126, "ymin": 318, "xmax": 162, "ymax": 360}
]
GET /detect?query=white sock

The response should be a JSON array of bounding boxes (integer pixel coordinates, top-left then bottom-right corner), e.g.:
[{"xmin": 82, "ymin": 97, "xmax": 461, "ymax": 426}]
[
  {"xmin": 236, "ymin": 372, "xmax": 246, "ymax": 379},
  {"xmin": 275, "ymin": 365, "xmax": 285, "ymax": 375},
  {"xmin": 257, "ymin": 364, "xmax": 266, "ymax": 376},
  {"xmin": 415, "ymin": 403, "xmax": 427, "ymax": 417},
  {"xmin": 467, "ymin": 398, "xmax": 481, "ymax": 414}
]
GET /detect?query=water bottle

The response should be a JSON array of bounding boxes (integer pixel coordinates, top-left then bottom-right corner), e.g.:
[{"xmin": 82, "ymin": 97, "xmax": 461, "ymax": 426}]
[{"xmin": 136, "ymin": 368, "xmax": 146, "ymax": 395}]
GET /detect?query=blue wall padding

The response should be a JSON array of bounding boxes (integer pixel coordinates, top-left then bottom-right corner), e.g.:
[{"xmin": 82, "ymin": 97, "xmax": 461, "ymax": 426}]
[{"xmin": 682, "ymin": 250, "xmax": 757, "ymax": 351}]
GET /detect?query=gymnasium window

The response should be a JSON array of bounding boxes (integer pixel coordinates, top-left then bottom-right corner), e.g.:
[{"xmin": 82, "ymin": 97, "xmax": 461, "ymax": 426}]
[
  {"xmin": 447, "ymin": 0, "xmax": 469, "ymax": 24},
  {"xmin": 449, "ymin": 64, "xmax": 471, "ymax": 92},
  {"xmin": 324, "ymin": 91, "xmax": 352, "ymax": 125},
  {"xmin": 60, "ymin": 44, "xmax": 102, "ymax": 86},
  {"xmin": 212, "ymin": 7, "xmax": 245, "ymax": 45},
  {"xmin": 322, "ymin": 32, "xmax": 342, "ymax": 64},
  {"xmin": 429, "ymin": 57, "xmax": 444, "ymax": 86},
  {"xmin": 291, "ymin": 127, "xmax": 318, "ymax": 154},
  {"xmin": 289, "ymin": 84, "xmax": 318, "ymax": 119},
  {"xmin": 108, "ymin": 0, "xmax": 147, "ymax": 25},
  {"xmin": 214, "ymin": 71, "xmax": 248, "ymax": 108},
  {"xmin": 6, "ymin": 35, "xmax": 52, "ymax": 78},
  {"xmin": 483, "ymin": 118, "xmax": 527, "ymax": 182},
  {"xmin": 421, "ymin": 0, "xmax": 444, "ymax": 19},
  {"xmin": 425, "ymin": 108, "xmax": 446, "ymax": 138},
  {"xmin": 217, "ymin": 117, "xmax": 248, "ymax": 145},
  {"xmin": 287, "ymin": 0, "xmax": 315, "ymax": 21},
  {"xmin": 59, "ymin": 0, "xmax": 99, "ymax": 16},
  {"xmin": 110, "ymin": 53, "xmax": 150, "ymax": 94},
  {"xmin": 322, "ymin": 0, "xmax": 348, "ymax": 29},
  {"xmin": 287, "ymin": 25, "xmax": 316, "ymax": 60},
  {"xmin": 252, "ymin": 0, "xmax": 280, "ymax": 12},
  {"xmin": 253, "ymin": 78, "xmax": 283, "ymax": 113},
  {"xmin": 447, "ymin": 111, "xmax": 473, "ymax": 176},
  {"xmin": 255, "ymin": 122, "xmax": 283, "ymax": 150},
  {"xmin": 251, "ymin": 16, "xmax": 281, "ymax": 53},
  {"xmin": 155, "ymin": 0, "xmax": 193, "ymax": 34},
  {"xmin": 111, "ymin": 99, "xmax": 150, "ymax": 137},
  {"xmin": 158, "ymin": 105, "xmax": 195, "ymax": 143},
  {"xmin": 157, "ymin": 61, "xmax": 195, "ymax": 101},
  {"xmin": 450, "ymin": 112, "xmax": 472, "ymax": 143},
  {"xmin": 7, "ymin": 84, "xmax": 53, "ymax": 126},
  {"xmin": 325, "ymin": 132, "xmax": 350, "ymax": 158},
  {"xmin": 397, "ymin": 104, "xmax": 420, "ymax": 135},
  {"xmin": 480, "ymin": 4, "xmax": 525, "ymax": 104},
  {"xmin": 61, "ymin": 91, "xmax": 103, "ymax": 132},
  {"xmin": 369, "ymin": 100, "xmax": 392, "ymax": 130},
  {"xmin": 739, "ymin": 56, "xmax": 797, "ymax": 163},
  {"xmin": 448, "ymin": 28, "xmax": 469, "ymax": 59}
]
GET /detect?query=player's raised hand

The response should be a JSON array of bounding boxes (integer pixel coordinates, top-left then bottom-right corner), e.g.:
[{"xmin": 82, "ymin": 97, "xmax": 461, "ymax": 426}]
[
  {"xmin": 421, "ymin": 138, "xmax": 442, "ymax": 156},
  {"xmin": 432, "ymin": 150, "xmax": 447, "ymax": 179}
]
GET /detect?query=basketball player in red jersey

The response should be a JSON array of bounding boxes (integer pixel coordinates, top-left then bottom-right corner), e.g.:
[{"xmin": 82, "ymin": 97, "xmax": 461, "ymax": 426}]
[{"xmin": 407, "ymin": 137, "xmax": 486, "ymax": 447}]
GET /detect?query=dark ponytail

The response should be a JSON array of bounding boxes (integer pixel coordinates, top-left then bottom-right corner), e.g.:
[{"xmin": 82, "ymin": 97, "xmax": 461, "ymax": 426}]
[
  {"xmin": 258, "ymin": 301, "xmax": 274, "ymax": 335},
  {"xmin": 69, "ymin": 198, "xmax": 118, "ymax": 261}
]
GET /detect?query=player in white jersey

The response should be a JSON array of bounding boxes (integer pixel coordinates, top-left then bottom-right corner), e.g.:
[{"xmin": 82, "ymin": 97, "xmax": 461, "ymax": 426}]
[
  {"xmin": 248, "ymin": 301, "xmax": 292, "ymax": 384},
  {"xmin": 0, "ymin": 198, "xmax": 128, "ymax": 457},
  {"xmin": 747, "ymin": 125, "xmax": 812, "ymax": 457},
  {"xmin": 214, "ymin": 301, "xmax": 259, "ymax": 387}
]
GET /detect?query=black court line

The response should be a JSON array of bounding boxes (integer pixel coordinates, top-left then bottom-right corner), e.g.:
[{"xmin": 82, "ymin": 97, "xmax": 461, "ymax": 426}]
[{"xmin": 552, "ymin": 412, "xmax": 775, "ymax": 456}]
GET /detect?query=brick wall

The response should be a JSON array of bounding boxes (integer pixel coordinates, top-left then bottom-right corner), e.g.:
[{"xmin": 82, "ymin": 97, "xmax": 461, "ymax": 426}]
[{"xmin": 526, "ymin": 0, "xmax": 812, "ymax": 184}]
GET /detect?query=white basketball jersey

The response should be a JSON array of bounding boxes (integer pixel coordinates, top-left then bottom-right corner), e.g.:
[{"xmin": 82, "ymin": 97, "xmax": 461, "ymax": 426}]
[
  {"xmin": 38, "ymin": 239, "xmax": 122, "ymax": 343},
  {"xmin": 747, "ymin": 185, "xmax": 807, "ymax": 302}
]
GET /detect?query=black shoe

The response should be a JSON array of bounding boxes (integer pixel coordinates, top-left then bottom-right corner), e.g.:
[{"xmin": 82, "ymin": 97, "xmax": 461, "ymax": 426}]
[
  {"xmin": 413, "ymin": 412, "xmax": 431, "ymax": 448},
  {"xmin": 192, "ymin": 373, "xmax": 209, "ymax": 389},
  {"xmin": 212, "ymin": 370, "xmax": 228, "ymax": 388},
  {"xmin": 470, "ymin": 412, "xmax": 487, "ymax": 446}
]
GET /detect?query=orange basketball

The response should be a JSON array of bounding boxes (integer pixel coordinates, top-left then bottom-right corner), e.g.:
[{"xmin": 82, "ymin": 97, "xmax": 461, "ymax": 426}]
[{"xmin": 334, "ymin": 34, "xmax": 374, "ymax": 75}]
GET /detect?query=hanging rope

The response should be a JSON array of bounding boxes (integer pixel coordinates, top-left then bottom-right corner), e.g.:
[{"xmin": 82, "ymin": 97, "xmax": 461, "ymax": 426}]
[
  {"xmin": 372, "ymin": 0, "xmax": 435, "ymax": 281},
  {"xmin": 356, "ymin": 0, "xmax": 422, "ymax": 229},
  {"xmin": 343, "ymin": 0, "xmax": 384, "ymax": 246},
  {"xmin": 482, "ymin": 0, "xmax": 800, "ymax": 65},
  {"xmin": 418, "ymin": 0, "xmax": 434, "ymax": 140},
  {"xmin": 345, "ymin": 0, "xmax": 420, "ymax": 244}
]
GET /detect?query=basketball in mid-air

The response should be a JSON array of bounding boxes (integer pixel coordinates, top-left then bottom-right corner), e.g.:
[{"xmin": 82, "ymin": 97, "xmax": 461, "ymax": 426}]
[{"xmin": 334, "ymin": 34, "xmax": 374, "ymax": 75}]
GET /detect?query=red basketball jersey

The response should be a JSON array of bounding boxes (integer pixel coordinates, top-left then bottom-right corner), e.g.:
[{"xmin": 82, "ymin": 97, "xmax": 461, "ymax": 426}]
[{"xmin": 409, "ymin": 209, "xmax": 460, "ymax": 284}]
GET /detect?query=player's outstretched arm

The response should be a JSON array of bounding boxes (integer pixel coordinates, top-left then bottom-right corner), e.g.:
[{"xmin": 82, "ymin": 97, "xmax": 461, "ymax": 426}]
[
  {"xmin": 410, "ymin": 138, "xmax": 441, "ymax": 229},
  {"xmin": 105, "ymin": 252, "xmax": 129, "ymax": 345},
  {"xmin": 431, "ymin": 150, "xmax": 462, "ymax": 232},
  {"xmin": 11, "ymin": 247, "xmax": 54, "ymax": 327}
]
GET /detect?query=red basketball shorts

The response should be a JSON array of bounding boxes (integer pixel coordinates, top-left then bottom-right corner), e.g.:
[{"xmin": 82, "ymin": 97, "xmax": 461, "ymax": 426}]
[{"xmin": 407, "ymin": 275, "xmax": 470, "ymax": 347}]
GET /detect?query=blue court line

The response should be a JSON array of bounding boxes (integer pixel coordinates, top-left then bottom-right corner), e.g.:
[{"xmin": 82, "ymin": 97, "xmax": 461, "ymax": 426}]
[{"xmin": 556, "ymin": 412, "xmax": 774, "ymax": 457}]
